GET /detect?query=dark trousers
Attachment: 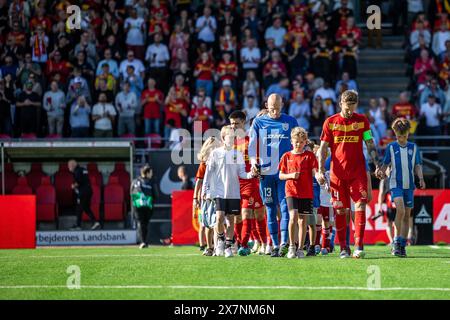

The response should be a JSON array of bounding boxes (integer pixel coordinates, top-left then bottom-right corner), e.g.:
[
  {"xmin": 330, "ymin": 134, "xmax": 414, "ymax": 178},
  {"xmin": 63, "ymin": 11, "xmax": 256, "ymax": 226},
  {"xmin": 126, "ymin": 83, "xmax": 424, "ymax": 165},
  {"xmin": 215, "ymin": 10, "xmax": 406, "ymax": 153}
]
[
  {"xmin": 134, "ymin": 206, "xmax": 153, "ymax": 244},
  {"xmin": 76, "ymin": 193, "xmax": 97, "ymax": 227}
]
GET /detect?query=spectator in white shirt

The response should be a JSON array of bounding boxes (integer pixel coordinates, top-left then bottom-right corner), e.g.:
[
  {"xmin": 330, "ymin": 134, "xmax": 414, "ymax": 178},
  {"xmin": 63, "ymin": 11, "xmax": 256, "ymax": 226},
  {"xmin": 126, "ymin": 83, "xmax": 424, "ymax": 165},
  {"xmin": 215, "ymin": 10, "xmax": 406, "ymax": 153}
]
[
  {"xmin": 407, "ymin": 0, "xmax": 424, "ymax": 25},
  {"xmin": 432, "ymin": 23, "xmax": 450, "ymax": 57},
  {"xmin": 92, "ymin": 93, "xmax": 117, "ymax": 138},
  {"xmin": 120, "ymin": 50, "xmax": 146, "ymax": 80},
  {"xmin": 115, "ymin": 81, "xmax": 138, "ymax": 136},
  {"xmin": 124, "ymin": 7, "xmax": 146, "ymax": 60},
  {"xmin": 264, "ymin": 17, "xmax": 286, "ymax": 49},
  {"xmin": 410, "ymin": 21, "xmax": 431, "ymax": 51},
  {"xmin": 70, "ymin": 96, "xmax": 91, "ymax": 138},
  {"xmin": 289, "ymin": 92, "xmax": 311, "ymax": 131},
  {"xmin": 195, "ymin": 7, "xmax": 217, "ymax": 43},
  {"xmin": 43, "ymin": 81, "xmax": 66, "ymax": 136},
  {"xmin": 240, "ymin": 38, "xmax": 261, "ymax": 75},
  {"xmin": 242, "ymin": 94, "xmax": 260, "ymax": 130},
  {"xmin": 146, "ymin": 33, "xmax": 170, "ymax": 91},
  {"xmin": 420, "ymin": 94, "xmax": 442, "ymax": 136}
]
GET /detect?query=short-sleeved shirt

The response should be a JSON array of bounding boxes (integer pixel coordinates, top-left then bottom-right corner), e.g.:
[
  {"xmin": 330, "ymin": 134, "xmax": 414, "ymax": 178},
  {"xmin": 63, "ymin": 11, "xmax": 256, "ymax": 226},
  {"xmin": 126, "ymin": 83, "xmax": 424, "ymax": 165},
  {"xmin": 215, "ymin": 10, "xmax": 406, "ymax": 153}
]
[
  {"xmin": 320, "ymin": 112, "xmax": 371, "ymax": 180},
  {"xmin": 383, "ymin": 141, "xmax": 422, "ymax": 191},
  {"xmin": 278, "ymin": 150, "xmax": 318, "ymax": 199},
  {"xmin": 196, "ymin": 162, "xmax": 206, "ymax": 180}
]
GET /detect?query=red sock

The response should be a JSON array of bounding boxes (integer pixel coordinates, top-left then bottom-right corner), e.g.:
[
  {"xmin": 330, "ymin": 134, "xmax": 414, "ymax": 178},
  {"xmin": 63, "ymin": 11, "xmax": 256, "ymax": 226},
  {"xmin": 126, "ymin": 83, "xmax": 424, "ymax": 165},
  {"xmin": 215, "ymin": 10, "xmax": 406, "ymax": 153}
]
[
  {"xmin": 241, "ymin": 219, "xmax": 252, "ymax": 248},
  {"xmin": 235, "ymin": 221, "xmax": 243, "ymax": 246},
  {"xmin": 354, "ymin": 210, "xmax": 366, "ymax": 250},
  {"xmin": 256, "ymin": 218, "xmax": 267, "ymax": 244},
  {"xmin": 266, "ymin": 217, "xmax": 273, "ymax": 246},
  {"xmin": 250, "ymin": 218, "xmax": 258, "ymax": 242},
  {"xmin": 315, "ymin": 225, "xmax": 322, "ymax": 246},
  {"xmin": 322, "ymin": 226, "xmax": 330, "ymax": 249},
  {"xmin": 335, "ymin": 213, "xmax": 348, "ymax": 251}
]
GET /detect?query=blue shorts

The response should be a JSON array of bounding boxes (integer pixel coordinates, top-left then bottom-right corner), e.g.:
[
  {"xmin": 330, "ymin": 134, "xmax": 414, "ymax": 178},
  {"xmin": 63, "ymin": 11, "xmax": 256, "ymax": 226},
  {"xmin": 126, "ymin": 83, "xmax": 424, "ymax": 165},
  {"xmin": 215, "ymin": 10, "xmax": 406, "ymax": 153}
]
[
  {"xmin": 259, "ymin": 174, "xmax": 286, "ymax": 206},
  {"xmin": 390, "ymin": 188, "xmax": 414, "ymax": 208}
]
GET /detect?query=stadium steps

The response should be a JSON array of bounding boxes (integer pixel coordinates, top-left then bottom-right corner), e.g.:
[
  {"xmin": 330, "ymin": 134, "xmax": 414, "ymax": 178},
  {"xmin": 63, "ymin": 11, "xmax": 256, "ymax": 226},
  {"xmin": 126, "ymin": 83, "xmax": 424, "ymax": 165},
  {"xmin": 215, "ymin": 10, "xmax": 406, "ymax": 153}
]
[{"xmin": 357, "ymin": 35, "xmax": 409, "ymax": 109}]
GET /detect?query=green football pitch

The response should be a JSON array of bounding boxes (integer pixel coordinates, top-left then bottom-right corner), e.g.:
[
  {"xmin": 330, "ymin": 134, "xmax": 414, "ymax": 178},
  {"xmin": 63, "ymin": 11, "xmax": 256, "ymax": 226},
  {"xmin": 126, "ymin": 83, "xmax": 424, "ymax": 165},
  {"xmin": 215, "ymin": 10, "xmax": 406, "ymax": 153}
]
[{"xmin": 0, "ymin": 245, "xmax": 449, "ymax": 300}]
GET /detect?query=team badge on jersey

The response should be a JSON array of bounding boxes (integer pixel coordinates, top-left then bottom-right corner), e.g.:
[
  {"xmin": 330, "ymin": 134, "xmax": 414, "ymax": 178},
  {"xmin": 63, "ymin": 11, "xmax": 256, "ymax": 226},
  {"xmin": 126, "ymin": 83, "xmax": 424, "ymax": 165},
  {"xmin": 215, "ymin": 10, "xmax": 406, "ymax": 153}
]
[
  {"xmin": 352, "ymin": 122, "xmax": 360, "ymax": 131},
  {"xmin": 282, "ymin": 122, "xmax": 289, "ymax": 131},
  {"xmin": 408, "ymin": 149, "xmax": 413, "ymax": 156}
]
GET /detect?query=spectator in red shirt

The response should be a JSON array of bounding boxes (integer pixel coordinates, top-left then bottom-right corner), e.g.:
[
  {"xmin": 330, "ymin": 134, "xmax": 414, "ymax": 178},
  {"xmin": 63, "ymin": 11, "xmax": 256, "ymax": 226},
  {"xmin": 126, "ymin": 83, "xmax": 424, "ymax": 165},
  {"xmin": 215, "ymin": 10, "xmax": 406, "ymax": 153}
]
[
  {"xmin": 263, "ymin": 50, "xmax": 287, "ymax": 78},
  {"xmin": 392, "ymin": 92, "xmax": 417, "ymax": 120},
  {"xmin": 194, "ymin": 52, "xmax": 215, "ymax": 98},
  {"xmin": 163, "ymin": 89, "xmax": 188, "ymax": 141},
  {"xmin": 216, "ymin": 51, "xmax": 238, "ymax": 88},
  {"xmin": 29, "ymin": 7, "xmax": 52, "ymax": 34},
  {"xmin": 414, "ymin": 49, "xmax": 438, "ymax": 85},
  {"xmin": 336, "ymin": 16, "xmax": 362, "ymax": 46},
  {"xmin": 188, "ymin": 91, "xmax": 212, "ymax": 133},
  {"xmin": 141, "ymin": 78, "xmax": 164, "ymax": 135},
  {"xmin": 45, "ymin": 50, "xmax": 72, "ymax": 84},
  {"xmin": 169, "ymin": 74, "xmax": 191, "ymax": 105}
]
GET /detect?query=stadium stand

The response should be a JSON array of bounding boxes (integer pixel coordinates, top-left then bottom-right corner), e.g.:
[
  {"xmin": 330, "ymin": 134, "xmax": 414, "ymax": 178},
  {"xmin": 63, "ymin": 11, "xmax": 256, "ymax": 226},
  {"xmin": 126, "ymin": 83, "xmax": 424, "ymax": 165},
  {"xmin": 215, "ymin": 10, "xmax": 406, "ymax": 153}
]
[
  {"xmin": 12, "ymin": 176, "xmax": 32, "ymax": 195},
  {"xmin": 36, "ymin": 176, "xmax": 58, "ymax": 223},
  {"xmin": 104, "ymin": 176, "xmax": 126, "ymax": 221}
]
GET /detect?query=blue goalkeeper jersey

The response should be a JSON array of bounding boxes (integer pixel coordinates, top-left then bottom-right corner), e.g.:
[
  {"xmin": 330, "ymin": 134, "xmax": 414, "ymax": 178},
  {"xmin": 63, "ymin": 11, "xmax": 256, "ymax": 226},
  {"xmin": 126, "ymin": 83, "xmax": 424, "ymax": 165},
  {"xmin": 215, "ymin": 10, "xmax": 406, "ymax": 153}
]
[{"xmin": 248, "ymin": 113, "xmax": 298, "ymax": 176}]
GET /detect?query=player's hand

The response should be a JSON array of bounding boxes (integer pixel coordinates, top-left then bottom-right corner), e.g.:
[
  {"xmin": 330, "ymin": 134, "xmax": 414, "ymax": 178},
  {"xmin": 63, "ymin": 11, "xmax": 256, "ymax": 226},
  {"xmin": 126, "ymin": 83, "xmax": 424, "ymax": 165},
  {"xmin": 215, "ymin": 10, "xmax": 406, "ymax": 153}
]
[
  {"xmin": 316, "ymin": 171, "xmax": 326, "ymax": 185},
  {"xmin": 251, "ymin": 164, "xmax": 259, "ymax": 177},
  {"xmin": 419, "ymin": 178, "xmax": 426, "ymax": 189},
  {"xmin": 291, "ymin": 172, "xmax": 300, "ymax": 179},
  {"xmin": 193, "ymin": 198, "xmax": 200, "ymax": 209},
  {"xmin": 375, "ymin": 167, "xmax": 385, "ymax": 180}
]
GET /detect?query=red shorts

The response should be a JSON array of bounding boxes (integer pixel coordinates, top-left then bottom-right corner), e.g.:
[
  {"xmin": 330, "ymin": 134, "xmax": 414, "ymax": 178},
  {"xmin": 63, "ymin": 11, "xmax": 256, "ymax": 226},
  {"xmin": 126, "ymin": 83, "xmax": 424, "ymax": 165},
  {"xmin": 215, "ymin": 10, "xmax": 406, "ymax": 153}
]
[
  {"xmin": 330, "ymin": 175, "xmax": 368, "ymax": 210},
  {"xmin": 318, "ymin": 206, "xmax": 333, "ymax": 222},
  {"xmin": 240, "ymin": 178, "xmax": 263, "ymax": 210}
]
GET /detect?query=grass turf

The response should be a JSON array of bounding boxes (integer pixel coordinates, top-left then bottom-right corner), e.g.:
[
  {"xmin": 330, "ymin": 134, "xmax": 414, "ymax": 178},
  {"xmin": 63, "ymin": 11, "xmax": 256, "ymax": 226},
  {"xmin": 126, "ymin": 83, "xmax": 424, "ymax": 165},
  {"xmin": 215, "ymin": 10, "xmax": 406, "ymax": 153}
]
[{"xmin": 0, "ymin": 245, "xmax": 449, "ymax": 300}]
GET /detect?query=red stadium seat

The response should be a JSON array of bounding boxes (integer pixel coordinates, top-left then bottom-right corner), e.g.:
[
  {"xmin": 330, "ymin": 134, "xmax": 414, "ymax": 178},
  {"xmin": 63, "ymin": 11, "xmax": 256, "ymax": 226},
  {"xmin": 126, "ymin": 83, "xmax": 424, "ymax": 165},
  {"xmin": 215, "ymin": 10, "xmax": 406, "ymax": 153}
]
[
  {"xmin": 144, "ymin": 134, "xmax": 162, "ymax": 148},
  {"xmin": 26, "ymin": 163, "xmax": 47, "ymax": 192},
  {"xmin": 20, "ymin": 133, "xmax": 37, "ymax": 139},
  {"xmin": 54, "ymin": 163, "xmax": 74, "ymax": 208},
  {"xmin": 46, "ymin": 134, "xmax": 62, "ymax": 139},
  {"xmin": 12, "ymin": 176, "xmax": 33, "ymax": 195},
  {"xmin": 104, "ymin": 176, "xmax": 125, "ymax": 221},
  {"xmin": 87, "ymin": 162, "xmax": 103, "ymax": 187},
  {"xmin": 82, "ymin": 176, "xmax": 101, "ymax": 221},
  {"xmin": 0, "ymin": 134, "xmax": 11, "ymax": 139},
  {"xmin": 1, "ymin": 163, "xmax": 18, "ymax": 194},
  {"xmin": 36, "ymin": 176, "xmax": 58, "ymax": 222},
  {"xmin": 109, "ymin": 163, "xmax": 130, "ymax": 208}
]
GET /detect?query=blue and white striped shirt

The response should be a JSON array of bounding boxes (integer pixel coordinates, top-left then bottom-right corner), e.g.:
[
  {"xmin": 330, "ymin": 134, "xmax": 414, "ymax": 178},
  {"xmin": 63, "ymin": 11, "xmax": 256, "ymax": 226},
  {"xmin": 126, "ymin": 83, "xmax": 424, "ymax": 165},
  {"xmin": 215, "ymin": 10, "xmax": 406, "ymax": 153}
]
[{"xmin": 382, "ymin": 141, "xmax": 422, "ymax": 190}]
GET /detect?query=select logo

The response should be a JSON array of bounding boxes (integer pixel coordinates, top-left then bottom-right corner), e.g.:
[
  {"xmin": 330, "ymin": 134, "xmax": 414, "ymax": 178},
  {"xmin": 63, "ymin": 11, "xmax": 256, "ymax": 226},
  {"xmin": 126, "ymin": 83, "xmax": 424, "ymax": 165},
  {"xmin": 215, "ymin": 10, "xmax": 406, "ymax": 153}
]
[{"xmin": 415, "ymin": 205, "xmax": 433, "ymax": 224}]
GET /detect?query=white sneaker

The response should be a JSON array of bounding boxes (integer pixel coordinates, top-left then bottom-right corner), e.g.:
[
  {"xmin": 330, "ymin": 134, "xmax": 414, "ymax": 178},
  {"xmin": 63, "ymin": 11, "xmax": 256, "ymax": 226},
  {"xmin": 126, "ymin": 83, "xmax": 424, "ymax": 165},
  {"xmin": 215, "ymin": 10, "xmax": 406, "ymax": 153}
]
[
  {"xmin": 91, "ymin": 222, "xmax": 101, "ymax": 230},
  {"xmin": 297, "ymin": 249, "xmax": 305, "ymax": 258},
  {"xmin": 287, "ymin": 246, "xmax": 297, "ymax": 259},
  {"xmin": 225, "ymin": 247, "xmax": 233, "ymax": 258},
  {"xmin": 232, "ymin": 242, "xmax": 238, "ymax": 255},
  {"xmin": 339, "ymin": 249, "xmax": 350, "ymax": 259},
  {"xmin": 258, "ymin": 243, "xmax": 266, "ymax": 255},
  {"xmin": 216, "ymin": 239, "xmax": 225, "ymax": 256},
  {"xmin": 265, "ymin": 244, "xmax": 273, "ymax": 255},
  {"xmin": 251, "ymin": 240, "xmax": 260, "ymax": 253},
  {"xmin": 352, "ymin": 249, "xmax": 366, "ymax": 259}
]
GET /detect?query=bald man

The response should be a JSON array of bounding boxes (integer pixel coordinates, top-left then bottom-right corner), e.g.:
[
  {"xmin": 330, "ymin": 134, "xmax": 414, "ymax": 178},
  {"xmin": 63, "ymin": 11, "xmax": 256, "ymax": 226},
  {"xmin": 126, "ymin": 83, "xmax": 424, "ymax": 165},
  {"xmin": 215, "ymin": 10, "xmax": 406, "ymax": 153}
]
[{"xmin": 248, "ymin": 94, "xmax": 298, "ymax": 257}]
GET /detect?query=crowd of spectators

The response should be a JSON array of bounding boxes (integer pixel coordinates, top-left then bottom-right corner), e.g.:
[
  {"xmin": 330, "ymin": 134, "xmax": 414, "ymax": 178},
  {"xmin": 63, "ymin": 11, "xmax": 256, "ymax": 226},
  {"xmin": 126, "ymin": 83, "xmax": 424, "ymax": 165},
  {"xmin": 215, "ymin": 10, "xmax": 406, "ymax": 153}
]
[
  {"xmin": 403, "ymin": 0, "xmax": 450, "ymax": 137},
  {"xmin": 0, "ymin": 0, "xmax": 364, "ymax": 145}
]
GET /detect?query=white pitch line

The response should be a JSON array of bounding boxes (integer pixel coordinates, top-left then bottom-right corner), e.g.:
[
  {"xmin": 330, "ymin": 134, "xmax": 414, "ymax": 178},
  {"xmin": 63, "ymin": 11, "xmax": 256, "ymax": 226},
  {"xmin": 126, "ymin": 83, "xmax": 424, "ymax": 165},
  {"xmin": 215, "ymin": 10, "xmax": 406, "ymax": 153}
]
[
  {"xmin": 429, "ymin": 245, "xmax": 450, "ymax": 250},
  {"xmin": 0, "ymin": 254, "xmax": 199, "ymax": 259},
  {"xmin": 0, "ymin": 285, "xmax": 449, "ymax": 292}
]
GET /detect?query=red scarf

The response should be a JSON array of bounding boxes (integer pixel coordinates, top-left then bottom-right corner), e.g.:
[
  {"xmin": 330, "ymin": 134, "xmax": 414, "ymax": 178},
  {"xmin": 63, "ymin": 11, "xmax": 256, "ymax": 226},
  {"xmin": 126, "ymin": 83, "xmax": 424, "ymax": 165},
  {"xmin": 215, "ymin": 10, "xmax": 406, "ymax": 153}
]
[{"xmin": 33, "ymin": 34, "xmax": 46, "ymax": 57}]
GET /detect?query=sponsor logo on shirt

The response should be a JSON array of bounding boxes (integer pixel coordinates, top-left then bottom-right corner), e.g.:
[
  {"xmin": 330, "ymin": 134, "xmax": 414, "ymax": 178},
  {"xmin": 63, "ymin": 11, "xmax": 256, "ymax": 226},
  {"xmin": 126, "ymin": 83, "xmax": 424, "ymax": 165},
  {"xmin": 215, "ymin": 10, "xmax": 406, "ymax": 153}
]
[
  {"xmin": 330, "ymin": 122, "xmax": 364, "ymax": 132},
  {"xmin": 334, "ymin": 136, "xmax": 359, "ymax": 143}
]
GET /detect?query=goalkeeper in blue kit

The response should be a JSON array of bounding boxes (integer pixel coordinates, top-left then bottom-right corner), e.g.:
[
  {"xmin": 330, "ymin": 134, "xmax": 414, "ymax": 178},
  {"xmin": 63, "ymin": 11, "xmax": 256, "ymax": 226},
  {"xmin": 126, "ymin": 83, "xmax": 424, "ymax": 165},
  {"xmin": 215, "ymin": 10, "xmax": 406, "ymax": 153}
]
[
  {"xmin": 131, "ymin": 164, "xmax": 158, "ymax": 249},
  {"xmin": 248, "ymin": 94, "xmax": 298, "ymax": 257}
]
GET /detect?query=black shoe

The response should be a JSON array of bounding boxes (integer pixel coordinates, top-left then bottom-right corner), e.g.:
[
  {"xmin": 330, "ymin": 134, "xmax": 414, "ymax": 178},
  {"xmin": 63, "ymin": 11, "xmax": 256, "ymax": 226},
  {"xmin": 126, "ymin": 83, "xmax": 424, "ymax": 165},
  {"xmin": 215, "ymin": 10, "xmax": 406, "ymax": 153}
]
[
  {"xmin": 400, "ymin": 245, "xmax": 407, "ymax": 258},
  {"xmin": 306, "ymin": 247, "xmax": 316, "ymax": 256},
  {"xmin": 199, "ymin": 245, "xmax": 206, "ymax": 251},
  {"xmin": 270, "ymin": 247, "xmax": 280, "ymax": 257},
  {"xmin": 393, "ymin": 242, "xmax": 402, "ymax": 257}
]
